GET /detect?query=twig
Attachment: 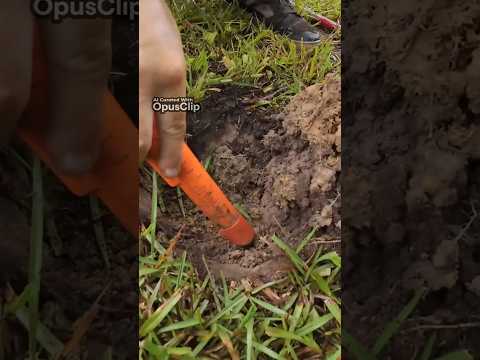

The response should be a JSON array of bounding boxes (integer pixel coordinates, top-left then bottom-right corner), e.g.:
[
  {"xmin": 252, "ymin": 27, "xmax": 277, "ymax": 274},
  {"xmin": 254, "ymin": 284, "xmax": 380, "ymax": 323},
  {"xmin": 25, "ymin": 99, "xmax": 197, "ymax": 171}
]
[
  {"xmin": 273, "ymin": 216, "xmax": 289, "ymax": 238},
  {"xmin": 329, "ymin": 192, "xmax": 341, "ymax": 207},
  {"xmin": 312, "ymin": 239, "xmax": 341, "ymax": 245},
  {"xmin": 453, "ymin": 201, "xmax": 478, "ymax": 242},
  {"xmin": 89, "ymin": 195, "xmax": 111, "ymax": 271},
  {"xmin": 403, "ymin": 322, "xmax": 480, "ymax": 333}
]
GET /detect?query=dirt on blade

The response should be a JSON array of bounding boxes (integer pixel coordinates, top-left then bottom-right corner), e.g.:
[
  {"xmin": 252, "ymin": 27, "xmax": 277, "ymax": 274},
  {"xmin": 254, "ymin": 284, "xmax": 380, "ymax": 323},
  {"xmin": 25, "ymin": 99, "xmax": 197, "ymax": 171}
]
[{"xmin": 148, "ymin": 75, "xmax": 341, "ymax": 282}]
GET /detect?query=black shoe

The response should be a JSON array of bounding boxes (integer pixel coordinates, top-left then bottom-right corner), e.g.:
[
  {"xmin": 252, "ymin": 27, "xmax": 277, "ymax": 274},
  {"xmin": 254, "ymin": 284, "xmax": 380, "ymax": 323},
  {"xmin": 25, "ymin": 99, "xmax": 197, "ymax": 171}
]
[{"xmin": 238, "ymin": 0, "xmax": 321, "ymax": 45}]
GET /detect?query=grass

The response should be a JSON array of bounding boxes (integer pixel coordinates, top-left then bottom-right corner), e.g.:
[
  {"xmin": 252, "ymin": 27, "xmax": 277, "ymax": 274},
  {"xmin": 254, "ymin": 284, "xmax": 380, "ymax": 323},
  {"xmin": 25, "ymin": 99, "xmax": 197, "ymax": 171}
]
[
  {"xmin": 169, "ymin": 0, "xmax": 340, "ymax": 105},
  {"xmin": 140, "ymin": 0, "xmax": 342, "ymax": 358},
  {"xmin": 139, "ymin": 173, "xmax": 341, "ymax": 359},
  {"xmin": 296, "ymin": 0, "xmax": 341, "ymax": 20}
]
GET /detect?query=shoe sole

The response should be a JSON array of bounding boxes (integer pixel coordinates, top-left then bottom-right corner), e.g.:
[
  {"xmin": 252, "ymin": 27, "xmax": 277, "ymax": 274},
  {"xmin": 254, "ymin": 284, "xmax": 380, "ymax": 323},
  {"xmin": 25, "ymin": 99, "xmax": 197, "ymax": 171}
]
[{"xmin": 293, "ymin": 38, "xmax": 322, "ymax": 47}]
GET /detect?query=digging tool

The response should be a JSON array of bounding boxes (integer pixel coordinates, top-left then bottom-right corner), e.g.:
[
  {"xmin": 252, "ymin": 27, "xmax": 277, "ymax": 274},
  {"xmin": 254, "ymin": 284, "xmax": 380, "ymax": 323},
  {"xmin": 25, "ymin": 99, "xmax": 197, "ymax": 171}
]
[
  {"xmin": 288, "ymin": 0, "xmax": 340, "ymax": 31},
  {"xmin": 147, "ymin": 126, "xmax": 255, "ymax": 246},
  {"xmin": 17, "ymin": 27, "xmax": 255, "ymax": 246}
]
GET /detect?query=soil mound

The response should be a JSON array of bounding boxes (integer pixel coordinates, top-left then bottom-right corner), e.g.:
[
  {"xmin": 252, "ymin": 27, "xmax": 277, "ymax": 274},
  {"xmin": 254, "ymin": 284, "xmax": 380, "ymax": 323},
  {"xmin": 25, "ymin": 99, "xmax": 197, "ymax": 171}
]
[
  {"xmin": 154, "ymin": 76, "xmax": 341, "ymax": 281},
  {"xmin": 259, "ymin": 74, "xmax": 341, "ymax": 234}
]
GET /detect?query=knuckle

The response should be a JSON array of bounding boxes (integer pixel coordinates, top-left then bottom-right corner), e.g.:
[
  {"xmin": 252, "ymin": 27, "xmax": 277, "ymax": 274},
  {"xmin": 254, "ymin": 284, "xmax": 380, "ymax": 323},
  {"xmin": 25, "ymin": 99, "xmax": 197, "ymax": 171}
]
[
  {"xmin": 161, "ymin": 118, "xmax": 186, "ymax": 138},
  {"xmin": 142, "ymin": 49, "xmax": 186, "ymax": 87},
  {"xmin": 162, "ymin": 58, "xmax": 186, "ymax": 86},
  {"xmin": 53, "ymin": 42, "xmax": 111, "ymax": 75}
]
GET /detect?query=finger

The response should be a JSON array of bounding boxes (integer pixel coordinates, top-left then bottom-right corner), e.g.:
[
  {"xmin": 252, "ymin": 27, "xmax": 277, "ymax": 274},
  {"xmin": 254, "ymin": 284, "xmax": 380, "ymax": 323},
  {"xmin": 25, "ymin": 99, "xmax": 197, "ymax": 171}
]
[
  {"xmin": 38, "ymin": 18, "xmax": 111, "ymax": 175},
  {"xmin": 138, "ymin": 94, "xmax": 153, "ymax": 165},
  {"xmin": 140, "ymin": 0, "xmax": 186, "ymax": 177},
  {"xmin": 156, "ymin": 110, "xmax": 186, "ymax": 177},
  {"xmin": 0, "ymin": 1, "xmax": 32, "ymax": 145}
]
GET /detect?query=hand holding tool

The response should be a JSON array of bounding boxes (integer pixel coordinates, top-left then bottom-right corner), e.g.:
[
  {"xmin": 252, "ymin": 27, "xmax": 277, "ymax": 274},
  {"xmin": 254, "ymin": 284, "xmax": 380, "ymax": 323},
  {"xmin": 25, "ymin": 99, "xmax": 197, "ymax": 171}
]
[
  {"xmin": 147, "ymin": 124, "xmax": 255, "ymax": 246},
  {"xmin": 18, "ymin": 27, "xmax": 255, "ymax": 246}
]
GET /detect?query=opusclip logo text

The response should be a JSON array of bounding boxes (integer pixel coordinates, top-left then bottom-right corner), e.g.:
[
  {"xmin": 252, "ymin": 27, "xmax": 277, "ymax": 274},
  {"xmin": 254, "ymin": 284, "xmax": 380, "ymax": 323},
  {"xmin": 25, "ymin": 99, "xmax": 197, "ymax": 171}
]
[{"xmin": 31, "ymin": 0, "xmax": 138, "ymax": 23}]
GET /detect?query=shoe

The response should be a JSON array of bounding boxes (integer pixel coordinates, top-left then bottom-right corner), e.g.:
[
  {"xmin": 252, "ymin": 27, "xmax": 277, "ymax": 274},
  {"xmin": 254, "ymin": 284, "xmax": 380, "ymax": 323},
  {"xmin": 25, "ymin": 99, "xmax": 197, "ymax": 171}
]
[{"xmin": 238, "ymin": 0, "xmax": 321, "ymax": 45}]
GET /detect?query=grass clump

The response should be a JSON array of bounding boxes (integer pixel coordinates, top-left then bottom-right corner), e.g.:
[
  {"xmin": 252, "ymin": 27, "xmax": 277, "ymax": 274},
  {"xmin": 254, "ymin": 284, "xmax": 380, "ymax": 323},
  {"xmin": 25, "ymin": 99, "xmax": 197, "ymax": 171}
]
[
  {"xmin": 139, "ymin": 235, "xmax": 341, "ymax": 359},
  {"xmin": 169, "ymin": 0, "xmax": 340, "ymax": 104}
]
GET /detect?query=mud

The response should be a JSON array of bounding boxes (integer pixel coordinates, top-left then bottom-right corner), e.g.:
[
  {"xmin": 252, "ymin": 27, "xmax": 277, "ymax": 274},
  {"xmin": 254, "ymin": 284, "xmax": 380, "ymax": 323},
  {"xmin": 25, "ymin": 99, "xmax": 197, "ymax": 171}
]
[
  {"xmin": 149, "ymin": 75, "xmax": 340, "ymax": 283},
  {"xmin": 343, "ymin": 0, "xmax": 480, "ymax": 357}
]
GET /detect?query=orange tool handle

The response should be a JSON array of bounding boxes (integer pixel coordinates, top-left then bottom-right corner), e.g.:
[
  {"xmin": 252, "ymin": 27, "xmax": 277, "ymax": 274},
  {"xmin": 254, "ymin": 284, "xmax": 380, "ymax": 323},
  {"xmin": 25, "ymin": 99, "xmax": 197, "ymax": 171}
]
[
  {"xmin": 147, "ymin": 124, "xmax": 255, "ymax": 246},
  {"xmin": 18, "ymin": 93, "xmax": 140, "ymax": 238}
]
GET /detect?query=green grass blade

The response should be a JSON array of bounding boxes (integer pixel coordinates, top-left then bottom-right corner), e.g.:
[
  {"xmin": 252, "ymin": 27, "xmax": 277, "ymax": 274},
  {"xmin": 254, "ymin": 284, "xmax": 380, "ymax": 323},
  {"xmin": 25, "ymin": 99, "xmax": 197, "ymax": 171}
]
[
  {"xmin": 296, "ymin": 227, "xmax": 318, "ymax": 253},
  {"xmin": 326, "ymin": 346, "xmax": 341, "ymax": 360},
  {"xmin": 150, "ymin": 171, "xmax": 158, "ymax": 255},
  {"xmin": 15, "ymin": 306, "xmax": 63, "ymax": 357},
  {"xmin": 28, "ymin": 156, "xmax": 44, "ymax": 359},
  {"xmin": 434, "ymin": 351, "xmax": 474, "ymax": 360},
  {"xmin": 250, "ymin": 297, "xmax": 288, "ymax": 317},
  {"xmin": 297, "ymin": 313, "xmax": 334, "ymax": 336},
  {"xmin": 101, "ymin": 346, "xmax": 113, "ymax": 360},
  {"xmin": 5, "ymin": 285, "xmax": 32, "ymax": 315},
  {"xmin": 419, "ymin": 333, "xmax": 436, "ymax": 360},
  {"xmin": 206, "ymin": 294, "xmax": 248, "ymax": 327},
  {"xmin": 140, "ymin": 288, "xmax": 183, "ymax": 337},
  {"xmin": 158, "ymin": 318, "xmax": 201, "ymax": 333},
  {"xmin": 317, "ymin": 251, "xmax": 341, "ymax": 268},
  {"xmin": 266, "ymin": 327, "xmax": 320, "ymax": 352},
  {"xmin": 265, "ymin": 326, "xmax": 303, "ymax": 342},
  {"xmin": 237, "ymin": 304, "xmax": 257, "ymax": 331},
  {"xmin": 192, "ymin": 326, "xmax": 216, "ymax": 356},
  {"xmin": 252, "ymin": 341, "xmax": 282, "ymax": 359},
  {"xmin": 325, "ymin": 298, "xmax": 341, "ymax": 325},
  {"xmin": 343, "ymin": 330, "xmax": 376, "ymax": 360},
  {"xmin": 311, "ymin": 272, "xmax": 332, "ymax": 296},
  {"xmin": 271, "ymin": 234, "xmax": 307, "ymax": 274},
  {"xmin": 372, "ymin": 288, "xmax": 425, "ymax": 355},
  {"xmin": 246, "ymin": 318, "xmax": 254, "ymax": 360}
]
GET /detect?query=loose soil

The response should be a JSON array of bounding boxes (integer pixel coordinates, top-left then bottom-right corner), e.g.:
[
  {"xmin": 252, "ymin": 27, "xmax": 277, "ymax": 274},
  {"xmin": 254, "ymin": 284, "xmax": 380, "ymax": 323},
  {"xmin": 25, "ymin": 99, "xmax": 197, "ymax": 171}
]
[
  {"xmin": 343, "ymin": 0, "xmax": 480, "ymax": 357},
  {"xmin": 143, "ymin": 74, "xmax": 341, "ymax": 284},
  {"xmin": 0, "ymin": 17, "xmax": 138, "ymax": 359}
]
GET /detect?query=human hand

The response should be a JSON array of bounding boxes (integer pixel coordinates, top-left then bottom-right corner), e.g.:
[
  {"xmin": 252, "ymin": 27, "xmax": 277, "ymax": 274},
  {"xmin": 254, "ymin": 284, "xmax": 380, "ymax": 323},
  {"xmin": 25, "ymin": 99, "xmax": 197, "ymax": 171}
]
[
  {"xmin": 139, "ymin": 0, "xmax": 186, "ymax": 177},
  {"xmin": 0, "ymin": 1, "xmax": 111, "ymax": 176}
]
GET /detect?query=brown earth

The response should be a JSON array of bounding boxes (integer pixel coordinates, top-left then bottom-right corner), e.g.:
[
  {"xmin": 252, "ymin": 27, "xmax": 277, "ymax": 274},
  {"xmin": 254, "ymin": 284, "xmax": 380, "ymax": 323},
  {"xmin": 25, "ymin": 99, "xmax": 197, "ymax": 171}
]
[
  {"xmin": 145, "ymin": 74, "xmax": 340, "ymax": 283},
  {"xmin": 0, "ymin": 150, "xmax": 138, "ymax": 359},
  {"xmin": 343, "ymin": 0, "xmax": 480, "ymax": 357}
]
